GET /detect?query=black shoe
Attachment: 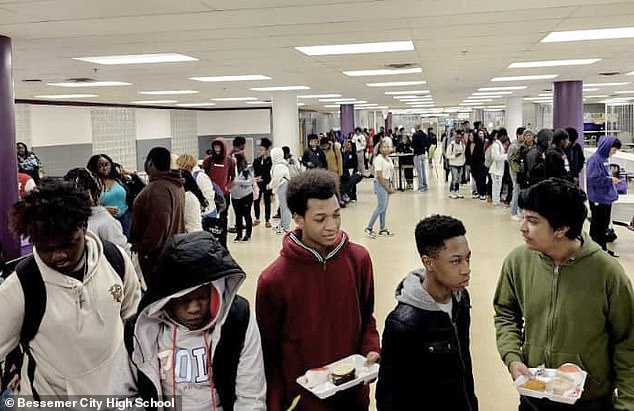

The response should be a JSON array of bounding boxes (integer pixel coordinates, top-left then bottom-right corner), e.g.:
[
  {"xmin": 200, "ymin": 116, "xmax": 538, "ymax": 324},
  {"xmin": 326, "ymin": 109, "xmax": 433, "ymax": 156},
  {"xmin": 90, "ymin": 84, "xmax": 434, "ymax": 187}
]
[
  {"xmin": 233, "ymin": 235, "xmax": 242, "ymax": 243},
  {"xmin": 606, "ymin": 229, "xmax": 618, "ymax": 243},
  {"xmin": 228, "ymin": 226, "xmax": 237, "ymax": 234},
  {"xmin": 607, "ymin": 250, "xmax": 619, "ymax": 258},
  {"xmin": 241, "ymin": 236, "xmax": 250, "ymax": 242},
  {"xmin": 272, "ymin": 213, "xmax": 281, "ymax": 219}
]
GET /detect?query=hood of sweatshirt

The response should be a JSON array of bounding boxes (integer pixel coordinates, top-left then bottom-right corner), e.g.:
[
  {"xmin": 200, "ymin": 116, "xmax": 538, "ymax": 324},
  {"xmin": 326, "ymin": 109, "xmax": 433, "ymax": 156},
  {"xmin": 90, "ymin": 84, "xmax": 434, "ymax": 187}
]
[
  {"xmin": 149, "ymin": 169, "xmax": 183, "ymax": 186},
  {"xmin": 211, "ymin": 137, "xmax": 228, "ymax": 162},
  {"xmin": 595, "ymin": 135, "xmax": 617, "ymax": 159},
  {"xmin": 536, "ymin": 129, "xmax": 553, "ymax": 151},
  {"xmin": 270, "ymin": 147, "xmax": 286, "ymax": 165},
  {"xmin": 395, "ymin": 268, "xmax": 463, "ymax": 311}
]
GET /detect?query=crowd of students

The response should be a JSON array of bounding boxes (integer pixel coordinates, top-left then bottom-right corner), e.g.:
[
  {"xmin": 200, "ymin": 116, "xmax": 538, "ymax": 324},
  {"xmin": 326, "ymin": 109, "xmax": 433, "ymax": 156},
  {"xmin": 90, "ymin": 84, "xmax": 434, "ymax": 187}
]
[{"xmin": 1, "ymin": 125, "xmax": 634, "ymax": 411}]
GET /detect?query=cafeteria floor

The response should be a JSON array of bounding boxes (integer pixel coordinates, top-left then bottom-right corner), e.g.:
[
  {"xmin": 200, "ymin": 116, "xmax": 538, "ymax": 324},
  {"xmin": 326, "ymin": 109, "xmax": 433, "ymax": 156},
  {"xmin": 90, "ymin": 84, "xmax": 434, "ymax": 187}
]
[{"xmin": 226, "ymin": 165, "xmax": 634, "ymax": 411}]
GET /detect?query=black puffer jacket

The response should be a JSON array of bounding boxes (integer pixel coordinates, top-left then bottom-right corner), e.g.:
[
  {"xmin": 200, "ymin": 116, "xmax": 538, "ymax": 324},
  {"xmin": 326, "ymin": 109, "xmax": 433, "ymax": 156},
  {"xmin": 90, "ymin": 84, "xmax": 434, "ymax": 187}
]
[{"xmin": 376, "ymin": 270, "xmax": 478, "ymax": 411}]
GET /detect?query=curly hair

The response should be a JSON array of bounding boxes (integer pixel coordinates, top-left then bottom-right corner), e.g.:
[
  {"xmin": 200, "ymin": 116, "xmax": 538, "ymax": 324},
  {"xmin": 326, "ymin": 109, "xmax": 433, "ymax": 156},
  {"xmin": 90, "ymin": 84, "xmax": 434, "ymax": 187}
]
[
  {"xmin": 287, "ymin": 169, "xmax": 339, "ymax": 216},
  {"xmin": 64, "ymin": 168, "xmax": 102, "ymax": 206},
  {"xmin": 10, "ymin": 178, "xmax": 92, "ymax": 242},
  {"xmin": 176, "ymin": 153, "xmax": 197, "ymax": 172},
  {"xmin": 87, "ymin": 154, "xmax": 120, "ymax": 180},
  {"xmin": 415, "ymin": 215, "xmax": 467, "ymax": 257}
]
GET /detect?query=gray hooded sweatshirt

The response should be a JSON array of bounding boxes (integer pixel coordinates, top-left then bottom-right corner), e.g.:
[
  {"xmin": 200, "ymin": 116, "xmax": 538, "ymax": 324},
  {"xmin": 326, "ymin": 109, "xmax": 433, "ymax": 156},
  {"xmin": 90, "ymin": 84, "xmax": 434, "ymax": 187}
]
[{"xmin": 395, "ymin": 268, "xmax": 464, "ymax": 316}]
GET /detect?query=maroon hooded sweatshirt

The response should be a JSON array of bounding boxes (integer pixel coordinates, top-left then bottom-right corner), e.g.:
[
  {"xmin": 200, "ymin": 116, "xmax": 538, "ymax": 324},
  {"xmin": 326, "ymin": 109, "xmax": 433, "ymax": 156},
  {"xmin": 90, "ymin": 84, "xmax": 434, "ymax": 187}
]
[
  {"xmin": 202, "ymin": 137, "xmax": 235, "ymax": 195},
  {"xmin": 256, "ymin": 229, "xmax": 380, "ymax": 411}
]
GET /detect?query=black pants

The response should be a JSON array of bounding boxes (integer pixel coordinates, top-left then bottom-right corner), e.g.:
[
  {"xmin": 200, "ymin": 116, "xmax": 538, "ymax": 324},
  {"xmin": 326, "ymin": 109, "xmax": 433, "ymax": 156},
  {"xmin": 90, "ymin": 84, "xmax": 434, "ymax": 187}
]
[
  {"xmin": 253, "ymin": 182, "xmax": 272, "ymax": 222},
  {"xmin": 403, "ymin": 166, "xmax": 414, "ymax": 184},
  {"xmin": 589, "ymin": 202, "xmax": 612, "ymax": 250},
  {"xmin": 471, "ymin": 165, "xmax": 487, "ymax": 195},
  {"xmin": 520, "ymin": 395, "xmax": 614, "ymax": 411},
  {"xmin": 233, "ymin": 194, "xmax": 253, "ymax": 238},
  {"xmin": 502, "ymin": 162, "xmax": 513, "ymax": 203}
]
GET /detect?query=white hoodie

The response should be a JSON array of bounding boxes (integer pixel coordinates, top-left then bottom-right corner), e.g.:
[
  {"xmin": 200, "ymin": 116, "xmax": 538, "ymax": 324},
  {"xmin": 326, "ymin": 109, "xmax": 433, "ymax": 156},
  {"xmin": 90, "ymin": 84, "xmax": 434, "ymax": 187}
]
[
  {"xmin": 88, "ymin": 206, "xmax": 131, "ymax": 254},
  {"xmin": 269, "ymin": 147, "xmax": 290, "ymax": 193},
  {"xmin": 0, "ymin": 231, "xmax": 140, "ymax": 398},
  {"xmin": 489, "ymin": 139, "xmax": 507, "ymax": 176}
]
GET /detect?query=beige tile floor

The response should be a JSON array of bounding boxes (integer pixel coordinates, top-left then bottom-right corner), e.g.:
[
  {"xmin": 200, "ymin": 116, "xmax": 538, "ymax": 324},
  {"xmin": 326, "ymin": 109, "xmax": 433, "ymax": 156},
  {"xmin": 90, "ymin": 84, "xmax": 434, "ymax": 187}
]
[{"xmin": 227, "ymin": 165, "xmax": 634, "ymax": 411}]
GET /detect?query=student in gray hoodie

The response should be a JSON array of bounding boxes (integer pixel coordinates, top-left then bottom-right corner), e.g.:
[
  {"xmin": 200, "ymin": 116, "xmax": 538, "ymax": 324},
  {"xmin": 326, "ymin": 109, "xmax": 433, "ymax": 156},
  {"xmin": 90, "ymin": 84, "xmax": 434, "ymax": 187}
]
[{"xmin": 376, "ymin": 215, "xmax": 478, "ymax": 411}]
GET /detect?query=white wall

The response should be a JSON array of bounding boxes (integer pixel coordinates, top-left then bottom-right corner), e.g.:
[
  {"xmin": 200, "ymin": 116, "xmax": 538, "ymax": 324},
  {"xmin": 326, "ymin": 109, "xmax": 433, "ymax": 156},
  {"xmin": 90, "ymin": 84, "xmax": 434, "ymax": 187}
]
[
  {"xmin": 135, "ymin": 109, "xmax": 171, "ymax": 139},
  {"xmin": 30, "ymin": 105, "xmax": 92, "ymax": 146},
  {"xmin": 197, "ymin": 109, "xmax": 271, "ymax": 135}
]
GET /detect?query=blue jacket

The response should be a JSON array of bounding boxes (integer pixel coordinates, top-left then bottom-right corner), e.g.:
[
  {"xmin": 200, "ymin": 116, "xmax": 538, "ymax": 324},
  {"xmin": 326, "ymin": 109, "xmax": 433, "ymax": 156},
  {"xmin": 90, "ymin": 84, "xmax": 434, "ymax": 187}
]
[{"xmin": 586, "ymin": 136, "xmax": 618, "ymax": 204}]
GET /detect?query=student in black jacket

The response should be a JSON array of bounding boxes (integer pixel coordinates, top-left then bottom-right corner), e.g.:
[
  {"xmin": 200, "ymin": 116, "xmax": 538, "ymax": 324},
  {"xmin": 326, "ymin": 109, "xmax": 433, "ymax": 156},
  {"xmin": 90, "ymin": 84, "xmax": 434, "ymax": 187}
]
[
  {"xmin": 301, "ymin": 134, "xmax": 327, "ymax": 169},
  {"xmin": 253, "ymin": 138, "xmax": 273, "ymax": 228},
  {"xmin": 377, "ymin": 215, "xmax": 478, "ymax": 411},
  {"xmin": 544, "ymin": 128, "xmax": 570, "ymax": 180},
  {"xmin": 564, "ymin": 127, "xmax": 585, "ymax": 185},
  {"xmin": 341, "ymin": 139, "xmax": 359, "ymax": 202},
  {"xmin": 465, "ymin": 131, "xmax": 486, "ymax": 199}
]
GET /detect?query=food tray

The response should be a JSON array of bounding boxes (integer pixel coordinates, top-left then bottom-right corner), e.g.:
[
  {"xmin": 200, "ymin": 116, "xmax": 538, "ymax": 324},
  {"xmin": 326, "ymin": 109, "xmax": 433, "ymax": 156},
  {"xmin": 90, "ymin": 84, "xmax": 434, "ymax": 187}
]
[
  {"xmin": 296, "ymin": 354, "xmax": 380, "ymax": 400},
  {"xmin": 514, "ymin": 367, "xmax": 588, "ymax": 405}
]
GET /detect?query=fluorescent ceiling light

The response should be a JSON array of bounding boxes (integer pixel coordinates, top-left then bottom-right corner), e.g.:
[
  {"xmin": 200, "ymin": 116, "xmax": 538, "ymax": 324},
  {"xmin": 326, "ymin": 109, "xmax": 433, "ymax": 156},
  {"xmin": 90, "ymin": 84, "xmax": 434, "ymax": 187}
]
[
  {"xmin": 34, "ymin": 94, "xmax": 98, "ymax": 99},
  {"xmin": 542, "ymin": 27, "xmax": 634, "ymax": 43},
  {"xmin": 298, "ymin": 94, "xmax": 341, "ymax": 99},
  {"xmin": 246, "ymin": 101, "xmax": 272, "ymax": 105},
  {"xmin": 614, "ymin": 90, "xmax": 634, "ymax": 94},
  {"xmin": 355, "ymin": 103, "xmax": 379, "ymax": 107},
  {"xmin": 463, "ymin": 99, "xmax": 493, "ymax": 102},
  {"xmin": 324, "ymin": 105, "xmax": 341, "ymax": 108},
  {"xmin": 466, "ymin": 96, "xmax": 501, "ymax": 100},
  {"xmin": 250, "ymin": 86, "xmax": 310, "ymax": 91},
  {"xmin": 319, "ymin": 98, "xmax": 357, "ymax": 102},
  {"xmin": 139, "ymin": 90, "xmax": 199, "ymax": 95},
  {"xmin": 130, "ymin": 100, "xmax": 178, "ymax": 104},
  {"xmin": 176, "ymin": 103, "xmax": 217, "ymax": 107},
  {"xmin": 392, "ymin": 95, "xmax": 431, "ymax": 99},
  {"xmin": 295, "ymin": 41, "xmax": 414, "ymax": 56},
  {"xmin": 538, "ymin": 93, "xmax": 553, "ymax": 97},
  {"xmin": 479, "ymin": 86, "xmax": 527, "ymax": 91},
  {"xmin": 190, "ymin": 75, "xmax": 271, "ymax": 82},
  {"xmin": 48, "ymin": 81, "xmax": 131, "ymax": 87},
  {"xmin": 472, "ymin": 91, "xmax": 513, "ymax": 96},
  {"xmin": 298, "ymin": 103, "xmax": 305, "ymax": 106},
  {"xmin": 344, "ymin": 67, "xmax": 422, "ymax": 77},
  {"xmin": 627, "ymin": 71, "xmax": 634, "ymax": 76},
  {"xmin": 367, "ymin": 80, "xmax": 426, "ymax": 87},
  {"xmin": 74, "ymin": 53, "xmax": 197, "ymax": 65},
  {"xmin": 384, "ymin": 90, "xmax": 430, "ymax": 95},
  {"xmin": 211, "ymin": 97, "xmax": 257, "ymax": 101},
  {"xmin": 585, "ymin": 95, "xmax": 609, "ymax": 98},
  {"xmin": 582, "ymin": 88, "xmax": 600, "ymax": 92},
  {"xmin": 406, "ymin": 102, "xmax": 434, "ymax": 106},
  {"xmin": 509, "ymin": 59, "xmax": 601, "ymax": 68},
  {"xmin": 584, "ymin": 82, "xmax": 631, "ymax": 87},
  {"xmin": 486, "ymin": 106, "xmax": 506, "ymax": 109},
  {"xmin": 492, "ymin": 74, "xmax": 558, "ymax": 82},
  {"xmin": 460, "ymin": 102, "xmax": 488, "ymax": 106},
  {"xmin": 485, "ymin": 108, "xmax": 505, "ymax": 112},
  {"xmin": 525, "ymin": 97, "xmax": 553, "ymax": 101}
]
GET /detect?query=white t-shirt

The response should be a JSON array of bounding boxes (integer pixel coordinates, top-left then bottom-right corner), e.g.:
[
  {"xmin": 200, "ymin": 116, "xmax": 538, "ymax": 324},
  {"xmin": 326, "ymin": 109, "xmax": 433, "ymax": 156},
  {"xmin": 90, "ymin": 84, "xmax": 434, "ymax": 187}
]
[
  {"xmin": 354, "ymin": 133, "xmax": 367, "ymax": 151},
  {"xmin": 373, "ymin": 155, "xmax": 394, "ymax": 181},
  {"xmin": 437, "ymin": 300, "xmax": 453, "ymax": 320}
]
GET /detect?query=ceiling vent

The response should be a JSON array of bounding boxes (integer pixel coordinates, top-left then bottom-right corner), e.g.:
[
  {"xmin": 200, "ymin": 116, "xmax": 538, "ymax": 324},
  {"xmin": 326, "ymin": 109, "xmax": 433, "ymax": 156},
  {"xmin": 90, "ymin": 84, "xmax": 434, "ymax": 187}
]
[
  {"xmin": 64, "ymin": 77, "xmax": 97, "ymax": 83},
  {"xmin": 22, "ymin": 79, "xmax": 42, "ymax": 82},
  {"xmin": 599, "ymin": 71, "xmax": 620, "ymax": 76},
  {"xmin": 384, "ymin": 62, "xmax": 418, "ymax": 69}
]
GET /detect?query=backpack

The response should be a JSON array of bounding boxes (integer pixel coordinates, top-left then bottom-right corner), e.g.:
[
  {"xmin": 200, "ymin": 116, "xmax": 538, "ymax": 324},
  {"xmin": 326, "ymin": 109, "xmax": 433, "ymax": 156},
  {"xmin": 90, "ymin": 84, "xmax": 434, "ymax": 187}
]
[
  {"xmin": 0, "ymin": 241, "xmax": 125, "ymax": 399},
  {"xmin": 484, "ymin": 145, "xmax": 494, "ymax": 168},
  {"xmin": 193, "ymin": 170, "xmax": 226, "ymax": 214}
]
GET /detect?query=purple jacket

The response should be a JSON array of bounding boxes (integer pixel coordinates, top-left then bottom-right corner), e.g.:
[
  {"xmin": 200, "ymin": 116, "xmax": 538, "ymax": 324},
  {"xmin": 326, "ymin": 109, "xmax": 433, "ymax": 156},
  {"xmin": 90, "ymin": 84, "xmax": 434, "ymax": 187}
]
[{"xmin": 586, "ymin": 136, "xmax": 618, "ymax": 204}]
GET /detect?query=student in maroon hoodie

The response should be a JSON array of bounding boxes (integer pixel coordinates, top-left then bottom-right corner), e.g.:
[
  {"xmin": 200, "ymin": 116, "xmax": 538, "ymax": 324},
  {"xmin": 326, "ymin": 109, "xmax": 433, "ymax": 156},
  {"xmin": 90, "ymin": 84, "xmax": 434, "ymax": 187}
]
[
  {"xmin": 203, "ymin": 138, "xmax": 235, "ymax": 243},
  {"xmin": 256, "ymin": 169, "xmax": 381, "ymax": 411}
]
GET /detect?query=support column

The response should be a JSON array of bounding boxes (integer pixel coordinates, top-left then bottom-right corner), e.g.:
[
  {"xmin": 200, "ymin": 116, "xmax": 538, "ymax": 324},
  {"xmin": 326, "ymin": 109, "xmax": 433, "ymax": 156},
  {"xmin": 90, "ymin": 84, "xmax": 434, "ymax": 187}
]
[
  {"xmin": 506, "ymin": 96, "xmax": 524, "ymax": 140},
  {"xmin": 0, "ymin": 36, "xmax": 19, "ymax": 260},
  {"xmin": 272, "ymin": 94, "xmax": 300, "ymax": 156},
  {"xmin": 340, "ymin": 104, "xmax": 354, "ymax": 139},
  {"xmin": 553, "ymin": 81, "xmax": 583, "ymax": 134}
]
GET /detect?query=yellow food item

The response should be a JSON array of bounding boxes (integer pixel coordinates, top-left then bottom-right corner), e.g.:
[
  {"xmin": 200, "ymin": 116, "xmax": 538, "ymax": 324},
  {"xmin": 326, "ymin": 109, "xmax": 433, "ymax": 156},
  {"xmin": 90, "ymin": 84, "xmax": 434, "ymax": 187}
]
[{"xmin": 520, "ymin": 380, "xmax": 546, "ymax": 391}]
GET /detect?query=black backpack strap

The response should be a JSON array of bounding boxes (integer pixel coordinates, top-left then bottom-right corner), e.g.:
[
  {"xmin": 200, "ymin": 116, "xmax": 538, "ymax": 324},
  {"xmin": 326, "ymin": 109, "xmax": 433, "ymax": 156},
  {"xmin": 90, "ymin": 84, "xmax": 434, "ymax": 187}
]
[
  {"xmin": 212, "ymin": 296, "xmax": 250, "ymax": 411},
  {"xmin": 102, "ymin": 240, "xmax": 125, "ymax": 281},
  {"xmin": 14, "ymin": 256, "xmax": 46, "ymax": 401}
]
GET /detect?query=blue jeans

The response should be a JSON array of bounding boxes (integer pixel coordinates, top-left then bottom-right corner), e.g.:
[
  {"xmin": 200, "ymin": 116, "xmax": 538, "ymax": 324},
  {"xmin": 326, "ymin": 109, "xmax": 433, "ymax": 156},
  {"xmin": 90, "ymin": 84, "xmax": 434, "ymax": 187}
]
[
  {"xmin": 450, "ymin": 166, "xmax": 463, "ymax": 193},
  {"xmin": 510, "ymin": 172, "xmax": 520, "ymax": 216},
  {"xmin": 368, "ymin": 179, "xmax": 390, "ymax": 231},
  {"xmin": 278, "ymin": 182, "xmax": 292, "ymax": 231},
  {"xmin": 116, "ymin": 208, "xmax": 132, "ymax": 240},
  {"xmin": 414, "ymin": 154, "xmax": 428, "ymax": 190}
]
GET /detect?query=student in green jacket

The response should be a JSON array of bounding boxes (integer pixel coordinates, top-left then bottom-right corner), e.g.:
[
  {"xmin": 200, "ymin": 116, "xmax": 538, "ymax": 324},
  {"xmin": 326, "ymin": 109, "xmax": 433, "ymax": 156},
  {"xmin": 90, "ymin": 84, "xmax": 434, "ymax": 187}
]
[{"xmin": 494, "ymin": 178, "xmax": 634, "ymax": 411}]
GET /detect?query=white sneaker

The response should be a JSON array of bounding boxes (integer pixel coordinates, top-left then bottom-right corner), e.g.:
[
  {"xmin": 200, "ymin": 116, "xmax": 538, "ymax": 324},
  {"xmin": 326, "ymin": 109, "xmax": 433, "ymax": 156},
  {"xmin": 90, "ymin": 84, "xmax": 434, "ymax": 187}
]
[
  {"xmin": 378, "ymin": 229, "xmax": 394, "ymax": 237},
  {"xmin": 457, "ymin": 194, "xmax": 464, "ymax": 199},
  {"xmin": 449, "ymin": 194, "xmax": 458, "ymax": 199},
  {"xmin": 364, "ymin": 228, "xmax": 377, "ymax": 239}
]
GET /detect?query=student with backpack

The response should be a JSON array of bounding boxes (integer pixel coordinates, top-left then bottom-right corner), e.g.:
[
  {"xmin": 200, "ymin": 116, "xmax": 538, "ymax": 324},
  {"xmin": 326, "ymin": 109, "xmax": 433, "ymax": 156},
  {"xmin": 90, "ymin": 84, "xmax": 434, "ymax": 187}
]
[
  {"xmin": 203, "ymin": 139, "xmax": 235, "ymax": 245},
  {"xmin": 0, "ymin": 179, "xmax": 140, "ymax": 399},
  {"xmin": 111, "ymin": 231, "xmax": 266, "ymax": 411},
  {"xmin": 525, "ymin": 128, "xmax": 553, "ymax": 187}
]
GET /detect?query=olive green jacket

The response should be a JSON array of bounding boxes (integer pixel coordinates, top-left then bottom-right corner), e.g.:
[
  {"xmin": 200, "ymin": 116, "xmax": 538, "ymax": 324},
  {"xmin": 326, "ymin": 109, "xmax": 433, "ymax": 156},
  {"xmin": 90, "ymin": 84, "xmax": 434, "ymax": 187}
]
[{"xmin": 494, "ymin": 233, "xmax": 634, "ymax": 410}]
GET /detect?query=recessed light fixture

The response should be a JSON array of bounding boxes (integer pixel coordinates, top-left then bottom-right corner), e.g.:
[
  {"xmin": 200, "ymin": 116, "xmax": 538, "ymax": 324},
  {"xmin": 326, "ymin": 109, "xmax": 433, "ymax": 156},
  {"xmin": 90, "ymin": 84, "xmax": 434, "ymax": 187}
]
[
  {"xmin": 344, "ymin": 67, "xmax": 422, "ymax": 77},
  {"xmin": 524, "ymin": 97, "xmax": 553, "ymax": 101},
  {"xmin": 467, "ymin": 96, "xmax": 500, "ymax": 100},
  {"xmin": 541, "ymin": 27, "xmax": 634, "ymax": 43},
  {"xmin": 323, "ymin": 105, "xmax": 341, "ymax": 108},
  {"xmin": 479, "ymin": 86, "xmax": 527, "ymax": 91},
  {"xmin": 406, "ymin": 102, "xmax": 434, "ymax": 106},
  {"xmin": 460, "ymin": 102, "xmax": 488, "ymax": 106},
  {"xmin": 367, "ymin": 80, "xmax": 427, "ymax": 87},
  {"xmin": 298, "ymin": 94, "xmax": 342, "ymax": 99},
  {"xmin": 298, "ymin": 102, "xmax": 306, "ymax": 106},
  {"xmin": 190, "ymin": 75, "xmax": 271, "ymax": 82},
  {"xmin": 130, "ymin": 100, "xmax": 178, "ymax": 104},
  {"xmin": 614, "ymin": 90, "xmax": 634, "ymax": 94},
  {"xmin": 392, "ymin": 95, "xmax": 431, "ymax": 99},
  {"xmin": 74, "ymin": 53, "xmax": 198, "ymax": 65},
  {"xmin": 319, "ymin": 98, "xmax": 357, "ymax": 102},
  {"xmin": 584, "ymin": 82, "xmax": 631, "ymax": 87},
  {"xmin": 48, "ymin": 81, "xmax": 132, "ymax": 87},
  {"xmin": 211, "ymin": 97, "xmax": 258, "ymax": 101},
  {"xmin": 486, "ymin": 106, "xmax": 506, "ymax": 109},
  {"xmin": 35, "ymin": 94, "xmax": 99, "ymax": 99},
  {"xmin": 295, "ymin": 41, "xmax": 414, "ymax": 56},
  {"xmin": 508, "ymin": 59, "xmax": 601, "ymax": 68},
  {"xmin": 492, "ymin": 75, "xmax": 558, "ymax": 82},
  {"xmin": 582, "ymin": 88, "xmax": 600, "ymax": 92},
  {"xmin": 463, "ymin": 99, "xmax": 493, "ymax": 102},
  {"xmin": 384, "ymin": 90, "xmax": 430, "ymax": 95},
  {"xmin": 472, "ymin": 91, "xmax": 513, "ymax": 96},
  {"xmin": 176, "ymin": 103, "xmax": 217, "ymax": 107},
  {"xmin": 538, "ymin": 93, "xmax": 554, "ymax": 97},
  {"xmin": 250, "ymin": 86, "xmax": 311, "ymax": 91},
  {"xmin": 584, "ymin": 95, "xmax": 609, "ymax": 98},
  {"xmin": 139, "ymin": 90, "xmax": 199, "ymax": 95},
  {"xmin": 627, "ymin": 71, "xmax": 634, "ymax": 76},
  {"xmin": 245, "ymin": 101, "xmax": 272, "ymax": 105}
]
